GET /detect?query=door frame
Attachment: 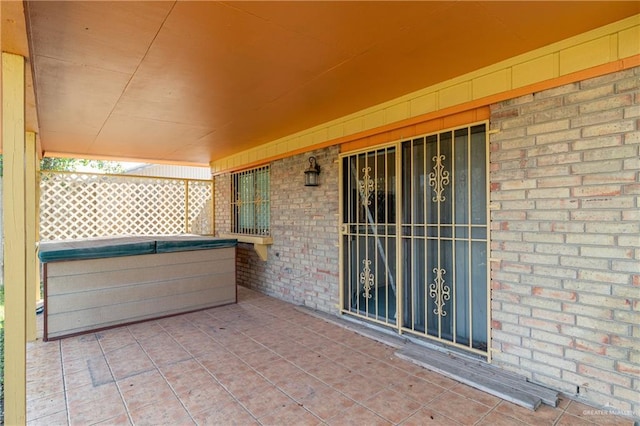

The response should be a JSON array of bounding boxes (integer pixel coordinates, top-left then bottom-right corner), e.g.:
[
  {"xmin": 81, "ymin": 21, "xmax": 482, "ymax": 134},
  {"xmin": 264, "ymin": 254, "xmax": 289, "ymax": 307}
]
[{"xmin": 338, "ymin": 120, "xmax": 492, "ymax": 360}]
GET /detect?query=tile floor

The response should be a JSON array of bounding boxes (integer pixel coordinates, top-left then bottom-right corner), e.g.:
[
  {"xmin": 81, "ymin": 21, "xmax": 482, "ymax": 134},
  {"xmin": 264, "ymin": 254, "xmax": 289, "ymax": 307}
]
[{"xmin": 26, "ymin": 286, "xmax": 633, "ymax": 425}]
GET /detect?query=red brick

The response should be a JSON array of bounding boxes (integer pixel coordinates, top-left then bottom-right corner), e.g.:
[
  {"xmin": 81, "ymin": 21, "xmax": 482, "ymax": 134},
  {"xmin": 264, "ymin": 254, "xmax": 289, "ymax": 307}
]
[
  {"xmin": 578, "ymin": 365, "xmax": 631, "ymax": 387},
  {"xmin": 623, "ymin": 183, "xmax": 640, "ymax": 195},
  {"xmin": 533, "ymin": 105, "xmax": 578, "ymax": 122},
  {"xmin": 616, "ymin": 362, "xmax": 640, "ymax": 376},
  {"xmin": 585, "ymin": 145, "xmax": 638, "ymax": 161},
  {"xmin": 571, "ymin": 339, "xmax": 607, "ymax": 355},
  {"xmin": 572, "ymin": 134, "xmax": 622, "ymax": 151},
  {"xmin": 537, "ymin": 152, "xmax": 582, "ymax": 166},
  {"xmin": 565, "ymin": 84, "xmax": 614, "ymax": 103},
  {"xmin": 519, "ymin": 317, "xmax": 560, "ymax": 332},
  {"xmin": 492, "ymin": 108, "xmax": 519, "ymax": 119},
  {"xmin": 578, "ymin": 94, "xmax": 633, "ymax": 114},
  {"xmin": 581, "ymin": 121, "xmax": 635, "ymax": 138},
  {"xmin": 532, "ymin": 287, "xmax": 576, "ymax": 301},
  {"xmin": 582, "ymin": 171, "xmax": 635, "ymax": 185},
  {"xmin": 571, "ymin": 185, "xmax": 621, "ymax": 197}
]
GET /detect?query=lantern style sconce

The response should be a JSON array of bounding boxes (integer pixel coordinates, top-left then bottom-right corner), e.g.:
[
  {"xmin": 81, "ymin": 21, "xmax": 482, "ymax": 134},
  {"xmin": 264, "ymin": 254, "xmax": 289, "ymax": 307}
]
[{"xmin": 304, "ymin": 156, "xmax": 321, "ymax": 186}]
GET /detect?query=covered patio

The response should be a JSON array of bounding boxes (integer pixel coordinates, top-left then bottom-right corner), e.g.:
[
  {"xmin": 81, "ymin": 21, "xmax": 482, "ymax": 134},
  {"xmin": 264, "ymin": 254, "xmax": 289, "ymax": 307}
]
[
  {"xmin": 2, "ymin": 1, "xmax": 639, "ymax": 424},
  {"xmin": 26, "ymin": 287, "xmax": 629, "ymax": 426}
]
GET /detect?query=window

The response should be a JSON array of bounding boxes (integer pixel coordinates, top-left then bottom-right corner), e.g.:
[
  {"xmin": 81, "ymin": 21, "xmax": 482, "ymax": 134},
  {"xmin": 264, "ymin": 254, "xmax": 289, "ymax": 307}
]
[{"xmin": 231, "ymin": 165, "xmax": 270, "ymax": 235}]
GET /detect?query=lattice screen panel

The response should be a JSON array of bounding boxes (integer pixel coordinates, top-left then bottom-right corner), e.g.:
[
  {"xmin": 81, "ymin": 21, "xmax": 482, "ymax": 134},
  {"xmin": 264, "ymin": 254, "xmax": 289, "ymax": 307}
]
[
  {"xmin": 187, "ymin": 180, "xmax": 213, "ymax": 234},
  {"xmin": 40, "ymin": 172, "xmax": 213, "ymax": 241}
]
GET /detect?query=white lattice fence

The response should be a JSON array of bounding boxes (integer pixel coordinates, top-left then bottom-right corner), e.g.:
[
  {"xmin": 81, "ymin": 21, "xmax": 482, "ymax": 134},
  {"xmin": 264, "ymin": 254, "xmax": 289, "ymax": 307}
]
[{"xmin": 40, "ymin": 171, "xmax": 213, "ymax": 241}]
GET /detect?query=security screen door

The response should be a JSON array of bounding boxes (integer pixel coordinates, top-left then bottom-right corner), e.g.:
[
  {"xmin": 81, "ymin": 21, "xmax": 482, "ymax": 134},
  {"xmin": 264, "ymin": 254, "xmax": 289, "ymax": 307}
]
[
  {"xmin": 340, "ymin": 123, "xmax": 489, "ymax": 355},
  {"xmin": 341, "ymin": 146, "xmax": 398, "ymax": 327}
]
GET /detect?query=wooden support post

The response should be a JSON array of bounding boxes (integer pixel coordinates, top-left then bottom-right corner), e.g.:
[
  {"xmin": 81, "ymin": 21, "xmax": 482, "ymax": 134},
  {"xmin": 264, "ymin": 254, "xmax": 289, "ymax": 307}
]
[
  {"xmin": 35, "ymin": 146, "xmax": 42, "ymax": 300},
  {"xmin": 2, "ymin": 51, "xmax": 27, "ymax": 426},
  {"xmin": 26, "ymin": 131, "xmax": 39, "ymax": 341}
]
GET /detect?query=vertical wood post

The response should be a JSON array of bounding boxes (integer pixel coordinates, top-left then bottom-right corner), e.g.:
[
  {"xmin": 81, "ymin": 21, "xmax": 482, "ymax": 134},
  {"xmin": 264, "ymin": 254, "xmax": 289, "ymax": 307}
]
[
  {"xmin": 185, "ymin": 179, "xmax": 190, "ymax": 233},
  {"xmin": 26, "ymin": 131, "xmax": 39, "ymax": 341},
  {"xmin": 2, "ymin": 51, "xmax": 27, "ymax": 426}
]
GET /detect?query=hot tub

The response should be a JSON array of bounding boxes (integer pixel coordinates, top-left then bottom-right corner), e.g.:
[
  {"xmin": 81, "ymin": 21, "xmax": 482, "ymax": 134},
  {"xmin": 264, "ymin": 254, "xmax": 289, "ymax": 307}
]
[{"xmin": 38, "ymin": 235, "xmax": 237, "ymax": 340}]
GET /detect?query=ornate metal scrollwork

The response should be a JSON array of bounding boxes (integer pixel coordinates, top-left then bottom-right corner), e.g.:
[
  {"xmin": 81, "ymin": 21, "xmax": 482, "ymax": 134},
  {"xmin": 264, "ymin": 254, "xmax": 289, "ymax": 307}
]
[
  {"xmin": 360, "ymin": 259, "xmax": 374, "ymax": 299},
  {"xmin": 428, "ymin": 154, "xmax": 450, "ymax": 202},
  {"xmin": 358, "ymin": 166, "xmax": 376, "ymax": 206},
  {"xmin": 429, "ymin": 267, "xmax": 450, "ymax": 316}
]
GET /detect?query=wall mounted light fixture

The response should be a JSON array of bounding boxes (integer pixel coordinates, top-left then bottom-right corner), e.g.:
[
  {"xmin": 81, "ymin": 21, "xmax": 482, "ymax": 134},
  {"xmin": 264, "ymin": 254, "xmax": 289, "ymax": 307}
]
[{"xmin": 304, "ymin": 156, "xmax": 320, "ymax": 186}]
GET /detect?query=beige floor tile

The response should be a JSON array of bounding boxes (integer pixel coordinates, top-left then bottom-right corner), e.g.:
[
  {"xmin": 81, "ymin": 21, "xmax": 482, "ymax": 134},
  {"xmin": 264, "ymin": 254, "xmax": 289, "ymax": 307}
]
[
  {"xmin": 475, "ymin": 410, "xmax": 528, "ymax": 425},
  {"xmin": 215, "ymin": 370, "xmax": 272, "ymax": 398},
  {"xmin": 450, "ymin": 382, "xmax": 502, "ymax": 408},
  {"xmin": 165, "ymin": 368, "xmax": 216, "ymax": 397},
  {"xmin": 26, "ymin": 409, "xmax": 68, "ymax": 426},
  {"xmin": 60, "ymin": 354, "xmax": 95, "ymax": 376},
  {"xmin": 127, "ymin": 397, "xmax": 194, "ymax": 426},
  {"xmin": 186, "ymin": 337, "xmax": 230, "ymax": 358},
  {"xmin": 360, "ymin": 388, "xmax": 423, "ymax": 424},
  {"xmin": 283, "ymin": 347, "xmax": 327, "ymax": 367},
  {"xmin": 253, "ymin": 358, "xmax": 304, "ymax": 383},
  {"xmin": 27, "ymin": 286, "xmax": 635, "ymax": 426},
  {"xmin": 64, "ymin": 354, "xmax": 114, "ymax": 390},
  {"xmin": 60, "ymin": 334, "xmax": 103, "ymax": 362},
  {"xmin": 277, "ymin": 371, "xmax": 330, "ymax": 401},
  {"xmin": 175, "ymin": 380, "xmax": 230, "ymax": 416},
  {"xmin": 26, "ymin": 375, "xmax": 65, "ymax": 401},
  {"xmin": 26, "ymin": 391, "xmax": 67, "ymax": 423},
  {"xmin": 428, "ymin": 391, "xmax": 493, "ymax": 424},
  {"xmin": 159, "ymin": 358, "xmax": 203, "ymax": 381},
  {"xmin": 562, "ymin": 401, "xmax": 635, "ymax": 425},
  {"xmin": 142, "ymin": 338, "xmax": 192, "ymax": 366},
  {"xmin": 93, "ymin": 413, "xmax": 133, "ymax": 425},
  {"xmin": 67, "ymin": 382, "xmax": 127, "ymax": 426},
  {"xmin": 494, "ymin": 399, "xmax": 563, "ymax": 425},
  {"xmin": 96, "ymin": 328, "xmax": 137, "ymax": 353},
  {"xmin": 299, "ymin": 386, "xmax": 357, "ymax": 420},
  {"xmin": 25, "ymin": 363, "xmax": 64, "ymax": 383},
  {"xmin": 412, "ymin": 367, "xmax": 460, "ymax": 389},
  {"xmin": 27, "ymin": 338, "xmax": 61, "ymax": 362},
  {"xmin": 389, "ymin": 374, "xmax": 447, "ymax": 404},
  {"xmin": 191, "ymin": 397, "xmax": 259, "ymax": 425},
  {"xmin": 332, "ymin": 372, "xmax": 387, "ymax": 402},
  {"xmin": 234, "ymin": 384, "xmax": 295, "ymax": 419},
  {"xmin": 104, "ymin": 342, "xmax": 155, "ymax": 380},
  {"xmin": 258, "ymin": 401, "xmax": 322, "ymax": 426},
  {"xmin": 165, "ymin": 331, "xmax": 210, "ymax": 352},
  {"xmin": 240, "ymin": 347, "xmax": 283, "ymax": 368},
  {"xmin": 326, "ymin": 404, "xmax": 393, "ymax": 426},
  {"xmin": 555, "ymin": 412, "xmax": 599, "ymax": 425},
  {"xmin": 305, "ymin": 359, "xmax": 356, "ymax": 386},
  {"xmin": 367, "ymin": 361, "xmax": 412, "ymax": 388},
  {"xmin": 118, "ymin": 369, "xmax": 175, "ymax": 412},
  {"xmin": 127, "ymin": 320, "xmax": 165, "ymax": 341},
  {"xmin": 400, "ymin": 406, "xmax": 463, "ymax": 425},
  {"xmin": 200, "ymin": 355, "xmax": 253, "ymax": 378},
  {"xmin": 224, "ymin": 337, "xmax": 267, "ymax": 356}
]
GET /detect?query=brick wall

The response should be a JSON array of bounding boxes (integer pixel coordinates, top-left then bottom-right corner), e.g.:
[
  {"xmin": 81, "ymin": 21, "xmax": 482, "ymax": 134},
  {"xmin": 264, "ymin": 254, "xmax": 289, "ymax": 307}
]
[
  {"xmin": 214, "ymin": 146, "xmax": 341, "ymax": 313},
  {"xmin": 214, "ymin": 173, "xmax": 231, "ymax": 235},
  {"xmin": 212, "ymin": 67, "xmax": 638, "ymax": 418},
  {"xmin": 490, "ymin": 67, "xmax": 639, "ymax": 415}
]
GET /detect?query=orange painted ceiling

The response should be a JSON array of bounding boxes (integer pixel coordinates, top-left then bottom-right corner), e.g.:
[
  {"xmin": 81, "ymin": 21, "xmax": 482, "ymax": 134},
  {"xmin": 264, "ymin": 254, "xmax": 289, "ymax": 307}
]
[{"xmin": 4, "ymin": 1, "xmax": 639, "ymax": 165}]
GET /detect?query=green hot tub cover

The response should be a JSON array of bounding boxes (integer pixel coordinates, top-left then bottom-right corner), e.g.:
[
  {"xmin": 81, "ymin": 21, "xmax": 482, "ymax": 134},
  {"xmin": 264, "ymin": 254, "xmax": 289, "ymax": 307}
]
[
  {"xmin": 38, "ymin": 235, "xmax": 237, "ymax": 263},
  {"xmin": 154, "ymin": 235, "xmax": 237, "ymax": 253}
]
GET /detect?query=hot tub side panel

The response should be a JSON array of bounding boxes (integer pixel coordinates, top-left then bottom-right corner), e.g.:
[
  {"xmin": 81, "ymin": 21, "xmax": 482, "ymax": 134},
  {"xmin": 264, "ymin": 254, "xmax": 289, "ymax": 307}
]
[{"xmin": 44, "ymin": 247, "xmax": 236, "ymax": 340}]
